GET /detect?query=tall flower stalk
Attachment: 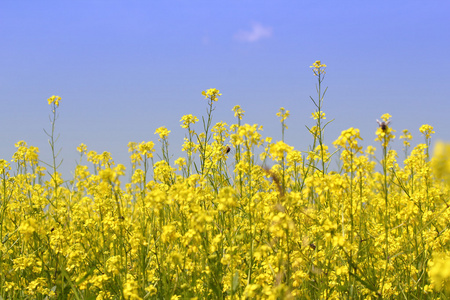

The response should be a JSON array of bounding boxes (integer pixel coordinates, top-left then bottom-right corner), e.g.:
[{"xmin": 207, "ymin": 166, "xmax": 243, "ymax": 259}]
[
  {"xmin": 307, "ymin": 60, "xmax": 332, "ymax": 176},
  {"xmin": 277, "ymin": 107, "xmax": 290, "ymax": 192},
  {"xmin": 180, "ymin": 114, "xmax": 199, "ymax": 176},
  {"xmin": 375, "ymin": 113, "xmax": 395, "ymax": 294},
  {"xmin": 44, "ymin": 95, "xmax": 63, "ymax": 204},
  {"xmin": 198, "ymin": 88, "xmax": 221, "ymax": 176}
]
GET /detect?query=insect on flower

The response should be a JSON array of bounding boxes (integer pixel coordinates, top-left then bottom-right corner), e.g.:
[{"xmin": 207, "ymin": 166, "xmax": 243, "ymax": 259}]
[
  {"xmin": 377, "ymin": 119, "xmax": 390, "ymax": 131},
  {"xmin": 225, "ymin": 146, "xmax": 231, "ymax": 154}
]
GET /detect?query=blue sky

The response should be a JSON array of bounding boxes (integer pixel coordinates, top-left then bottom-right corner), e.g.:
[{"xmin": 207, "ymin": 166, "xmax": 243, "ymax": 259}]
[{"xmin": 1, "ymin": 1, "xmax": 449, "ymax": 178}]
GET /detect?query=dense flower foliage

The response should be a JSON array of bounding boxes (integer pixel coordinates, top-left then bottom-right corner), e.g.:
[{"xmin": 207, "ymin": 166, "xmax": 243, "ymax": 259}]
[{"xmin": 1, "ymin": 64, "xmax": 449, "ymax": 299}]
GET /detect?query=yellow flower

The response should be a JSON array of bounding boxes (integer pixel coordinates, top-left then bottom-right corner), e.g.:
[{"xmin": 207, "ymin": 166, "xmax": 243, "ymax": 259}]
[
  {"xmin": 123, "ymin": 274, "xmax": 142, "ymax": 300},
  {"xmin": 419, "ymin": 124, "xmax": 435, "ymax": 139},
  {"xmin": 431, "ymin": 141, "xmax": 450, "ymax": 183},
  {"xmin": 380, "ymin": 113, "xmax": 392, "ymax": 122},
  {"xmin": 18, "ymin": 218, "xmax": 39, "ymax": 240},
  {"xmin": 202, "ymin": 88, "xmax": 222, "ymax": 102},
  {"xmin": 309, "ymin": 126, "xmax": 320, "ymax": 138},
  {"xmin": 138, "ymin": 141, "xmax": 155, "ymax": 158},
  {"xmin": 145, "ymin": 285, "xmax": 157, "ymax": 296},
  {"xmin": 375, "ymin": 114, "xmax": 395, "ymax": 147},
  {"xmin": 311, "ymin": 111, "xmax": 326, "ymax": 120},
  {"xmin": 232, "ymin": 105, "xmax": 245, "ymax": 120},
  {"xmin": 286, "ymin": 150, "xmax": 302, "ymax": 164},
  {"xmin": 106, "ymin": 256, "xmax": 121, "ymax": 275},
  {"xmin": 428, "ymin": 252, "xmax": 450, "ymax": 293},
  {"xmin": 77, "ymin": 143, "xmax": 87, "ymax": 154},
  {"xmin": 3, "ymin": 281, "xmax": 16, "ymax": 292},
  {"xmin": 217, "ymin": 187, "xmax": 237, "ymax": 211},
  {"xmin": 400, "ymin": 129, "xmax": 412, "ymax": 147},
  {"xmin": 310, "ymin": 60, "xmax": 326, "ymax": 76},
  {"xmin": 333, "ymin": 127, "xmax": 363, "ymax": 152},
  {"xmin": 276, "ymin": 107, "xmax": 290, "ymax": 122},
  {"xmin": 366, "ymin": 145, "xmax": 376, "ymax": 155},
  {"xmin": 99, "ymin": 168, "xmax": 116, "ymax": 182},
  {"xmin": 0, "ymin": 159, "xmax": 11, "ymax": 173},
  {"xmin": 237, "ymin": 124, "xmax": 264, "ymax": 146},
  {"xmin": 161, "ymin": 224, "xmax": 180, "ymax": 243},
  {"xmin": 174, "ymin": 157, "xmax": 186, "ymax": 170},
  {"xmin": 47, "ymin": 95, "xmax": 61, "ymax": 107},
  {"xmin": 269, "ymin": 141, "xmax": 294, "ymax": 161},
  {"xmin": 155, "ymin": 126, "xmax": 171, "ymax": 140},
  {"xmin": 180, "ymin": 114, "xmax": 199, "ymax": 128}
]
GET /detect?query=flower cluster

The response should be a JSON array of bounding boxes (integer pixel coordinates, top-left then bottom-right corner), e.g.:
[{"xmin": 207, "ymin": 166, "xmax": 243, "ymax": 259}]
[
  {"xmin": 310, "ymin": 60, "xmax": 327, "ymax": 76},
  {"xmin": 375, "ymin": 113, "xmax": 396, "ymax": 147},
  {"xmin": 202, "ymin": 88, "xmax": 222, "ymax": 102},
  {"xmin": 47, "ymin": 95, "xmax": 61, "ymax": 107},
  {"xmin": 277, "ymin": 107, "xmax": 290, "ymax": 123},
  {"xmin": 400, "ymin": 129, "xmax": 413, "ymax": 147},
  {"xmin": 180, "ymin": 114, "xmax": 199, "ymax": 129},
  {"xmin": 232, "ymin": 105, "xmax": 245, "ymax": 120},
  {"xmin": 420, "ymin": 124, "xmax": 435, "ymax": 139},
  {"xmin": 154, "ymin": 126, "xmax": 171, "ymax": 140}
]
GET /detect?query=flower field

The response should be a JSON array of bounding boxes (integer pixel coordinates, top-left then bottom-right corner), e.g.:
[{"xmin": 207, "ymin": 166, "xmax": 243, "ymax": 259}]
[{"xmin": 1, "ymin": 62, "xmax": 449, "ymax": 299}]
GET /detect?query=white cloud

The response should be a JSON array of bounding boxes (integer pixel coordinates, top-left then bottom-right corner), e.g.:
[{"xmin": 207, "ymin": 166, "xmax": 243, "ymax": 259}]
[{"xmin": 234, "ymin": 22, "xmax": 273, "ymax": 42}]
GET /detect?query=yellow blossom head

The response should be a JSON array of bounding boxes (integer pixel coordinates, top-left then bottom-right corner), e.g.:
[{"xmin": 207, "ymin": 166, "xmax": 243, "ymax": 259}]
[
  {"xmin": 138, "ymin": 141, "xmax": 155, "ymax": 158},
  {"xmin": 232, "ymin": 105, "xmax": 245, "ymax": 120},
  {"xmin": 431, "ymin": 140, "xmax": 450, "ymax": 184},
  {"xmin": 311, "ymin": 111, "xmax": 326, "ymax": 120},
  {"xmin": 400, "ymin": 129, "xmax": 412, "ymax": 147},
  {"xmin": 180, "ymin": 114, "xmax": 199, "ymax": 129},
  {"xmin": 202, "ymin": 88, "xmax": 222, "ymax": 102},
  {"xmin": 47, "ymin": 95, "xmax": 61, "ymax": 107},
  {"xmin": 310, "ymin": 60, "xmax": 326, "ymax": 76},
  {"xmin": 277, "ymin": 107, "xmax": 290, "ymax": 123},
  {"xmin": 366, "ymin": 145, "xmax": 376, "ymax": 155},
  {"xmin": 419, "ymin": 124, "xmax": 435, "ymax": 139},
  {"xmin": 174, "ymin": 157, "xmax": 186, "ymax": 170},
  {"xmin": 333, "ymin": 127, "xmax": 363, "ymax": 153},
  {"xmin": 380, "ymin": 113, "xmax": 392, "ymax": 122},
  {"xmin": 77, "ymin": 143, "xmax": 87, "ymax": 154},
  {"xmin": 428, "ymin": 252, "xmax": 450, "ymax": 294},
  {"xmin": 375, "ymin": 114, "xmax": 395, "ymax": 146},
  {"xmin": 155, "ymin": 126, "xmax": 171, "ymax": 140},
  {"xmin": 269, "ymin": 141, "xmax": 294, "ymax": 161}
]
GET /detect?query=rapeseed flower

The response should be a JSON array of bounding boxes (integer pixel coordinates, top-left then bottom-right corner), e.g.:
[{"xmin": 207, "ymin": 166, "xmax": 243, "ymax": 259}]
[
  {"xmin": 310, "ymin": 60, "xmax": 327, "ymax": 76},
  {"xmin": 420, "ymin": 124, "xmax": 435, "ymax": 139},
  {"xmin": 138, "ymin": 141, "xmax": 155, "ymax": 158},
  {"xmin": 269, "ymin": 141, "xmax": 294, "ymax": 161},
  {"xmin": 375, "ymin": 114, "xmax": 395, "ymax": 147},
  {"xmin": 47, "ymin": 95, "xmax": 61, "ymax": 106},
  {"xmin": 428, "ymin": 252, "xmax": 450, "ymax": 294},
  {"xmin": 232, "ymin": 105, "xmax": 245, "ymax": 120},
  {"xmin": 400, "ymin": 129, "xmax": 412, "ymax": 147},
  {"xmin": 77, "ymin": 143, "xmax": 87, "ymax": 154},
  {"xmin": 202, "ymin": 88, "xmax": 221, "ymax": 102},
  {"xmin": 277, "ymin": 107, "xmax": 290, "ymax": 123},
  {"xmin": 123, "ymin": 274, "xmax": 141, "ymax": 300},
  {"xmin": 311, "ymin": 111, "xmax": 326, "ymax": 120},
  {"xmin": 155, "ymin": 126, "xmax": 171, "ymax": 140},
  {"xmin": 180, "ymin": 114, "xmax": 199, "ymax": 128},
  {"xmin": 333, "ymin": 127, "xmax": 363, "ymax": 152}
]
